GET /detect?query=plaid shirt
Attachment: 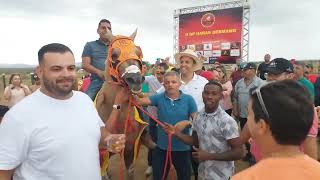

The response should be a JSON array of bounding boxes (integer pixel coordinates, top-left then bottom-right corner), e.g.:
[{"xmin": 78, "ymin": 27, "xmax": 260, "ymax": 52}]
[{"xmin": 193, "ymin": 106, "xmax": 239, "ymax": 180}]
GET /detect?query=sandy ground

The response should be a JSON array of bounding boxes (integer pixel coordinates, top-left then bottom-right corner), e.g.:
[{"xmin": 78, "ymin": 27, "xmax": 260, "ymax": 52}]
[{"xmin": 107, "ymin": 146, "xmax": 249, "ymax": 180}]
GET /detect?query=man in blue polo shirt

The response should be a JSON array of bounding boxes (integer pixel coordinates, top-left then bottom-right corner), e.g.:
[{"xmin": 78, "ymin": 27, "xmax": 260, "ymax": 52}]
[
  {"xmin": 136, "ymin": 71, "xmax": 197, "ymax": 180},
  {"xmin": 82, "ymin": 19, "xmax": 111, "ymax": 100}
]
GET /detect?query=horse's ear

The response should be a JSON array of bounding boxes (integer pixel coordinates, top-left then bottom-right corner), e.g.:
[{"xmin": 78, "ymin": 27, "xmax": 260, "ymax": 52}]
[
  {"xmin": 135, "ymin": 46, "xmax": 143, "ymax": 59},
  {"xmin": 130, "ymin": 28, "xmax": 138, "ymax": 41}
]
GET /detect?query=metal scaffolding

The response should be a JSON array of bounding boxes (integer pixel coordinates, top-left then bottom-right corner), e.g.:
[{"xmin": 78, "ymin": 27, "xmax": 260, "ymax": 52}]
[{"xmin": 173, "ymin": 0, "xmax": 251, "ymax": 63}]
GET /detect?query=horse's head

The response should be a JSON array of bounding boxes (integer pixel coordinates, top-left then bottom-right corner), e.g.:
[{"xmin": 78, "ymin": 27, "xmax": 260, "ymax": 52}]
[
  {"xmin": 118, "ymin": 59, "xmax": 144, "ymax": 94},
  {"xmin": 105, "ymin": 29, "xmax": 144, "ymax": 95}
]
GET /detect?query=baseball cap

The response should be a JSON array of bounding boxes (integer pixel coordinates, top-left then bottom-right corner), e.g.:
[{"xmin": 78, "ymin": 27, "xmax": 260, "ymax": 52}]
[
  {"xmin": 266, "ymin": 58, "xmax": 294, "ymax": 75},
  {"xmin": 239, "ymin": 62, "xmax": 247, "ymax": 70},
  {"xmin": 200, "ymin": 71, "xmax": 215, "ymax": 81},
  {"xmin": 242, "ymin": 62, "xmax": 257, "ymax": 70}
]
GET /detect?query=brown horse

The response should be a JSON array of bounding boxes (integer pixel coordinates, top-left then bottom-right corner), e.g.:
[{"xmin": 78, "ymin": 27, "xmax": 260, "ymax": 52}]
[{"xmin": 96, "ymin": 29, "xmax": 152, "ymax": 179}]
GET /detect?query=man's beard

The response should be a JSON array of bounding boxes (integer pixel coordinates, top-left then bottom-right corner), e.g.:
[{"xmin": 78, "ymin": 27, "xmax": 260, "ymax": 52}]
[{"xmin": 42, "ymin": 75, "xmax": 74, "ymax": 97}]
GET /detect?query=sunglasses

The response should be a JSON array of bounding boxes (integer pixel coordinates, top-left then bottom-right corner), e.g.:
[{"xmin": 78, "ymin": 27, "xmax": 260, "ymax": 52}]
[{"xmin": 251, "ymin": 83, "xmax": 271, "ymax": 120}]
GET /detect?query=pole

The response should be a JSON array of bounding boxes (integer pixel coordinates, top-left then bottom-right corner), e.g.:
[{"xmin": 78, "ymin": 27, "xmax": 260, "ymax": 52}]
[
  {"xmin": 2, "ymin": 73, "xmax": 6, "ymax": 89},
  {"xmin": 30, "ymin": 72, "xmax": 35, "ymax": 85}
]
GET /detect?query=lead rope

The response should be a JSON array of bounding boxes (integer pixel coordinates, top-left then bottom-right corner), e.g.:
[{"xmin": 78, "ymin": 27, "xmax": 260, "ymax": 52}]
[
  {"xmin": 131, "ymin": 100, "xmax": 174, "ymax": 180},
  {"xmin": 119, "ymin": 96, "xmax": 133, "ymax": 180},
  {"xmin": 112, "ymin": 92, "xmax": 173, "ymax": 180}
]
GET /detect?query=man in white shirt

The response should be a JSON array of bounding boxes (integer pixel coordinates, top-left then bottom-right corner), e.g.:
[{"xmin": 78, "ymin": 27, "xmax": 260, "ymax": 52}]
[
  {"xmin": 157, "ymin": 49, "xmax": 208, "ymax": 111},
  {"xmin": 0, "ymin": 43, "xmax": 126, "ymax": 180}
]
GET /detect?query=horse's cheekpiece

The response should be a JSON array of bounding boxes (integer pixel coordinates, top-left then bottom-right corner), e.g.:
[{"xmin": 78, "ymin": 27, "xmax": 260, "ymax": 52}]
[{"xmin": 107, "ymin": 35, "xmax": 143, "ymax": 85}]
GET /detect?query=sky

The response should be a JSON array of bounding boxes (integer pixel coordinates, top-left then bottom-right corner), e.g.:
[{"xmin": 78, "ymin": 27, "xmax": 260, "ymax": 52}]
[{"xmin": 0, "ymin": 0, "xmax": 319, "ymax": 65}]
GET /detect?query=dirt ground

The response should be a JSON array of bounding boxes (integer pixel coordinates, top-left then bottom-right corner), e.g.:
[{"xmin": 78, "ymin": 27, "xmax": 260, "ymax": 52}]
[{"xmin": 107, "ymin": 146, "xmax": 249, "ymax": 180}]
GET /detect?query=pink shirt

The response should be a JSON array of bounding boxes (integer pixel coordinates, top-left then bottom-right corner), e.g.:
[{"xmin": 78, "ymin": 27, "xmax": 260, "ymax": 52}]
[
  {"xmin": 251, "ymin": 108, "xmax": 319, "ymax": 161},
  {"xmin": 220, "ymin": 81, "xmax": 233, "ymax": 110},
  {"xmin": 4, "ymin": 87, "xmax": 27, "ymax": 108},
  {"xmin": 79, "ymin": 77, "xmax": 91, "ymax": 92}
]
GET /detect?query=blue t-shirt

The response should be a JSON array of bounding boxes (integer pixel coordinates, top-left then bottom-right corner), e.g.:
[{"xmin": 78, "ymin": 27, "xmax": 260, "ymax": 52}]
[
  {"xmin": 149, "ymin": 91, "xmax": 197, "ymax": 151},
  {"xmin": 82, "ymin": 40, "xmax": 108, "ymax": 80}
]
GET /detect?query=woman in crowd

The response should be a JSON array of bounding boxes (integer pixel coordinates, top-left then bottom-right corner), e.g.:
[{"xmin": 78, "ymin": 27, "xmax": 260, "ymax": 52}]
[
  {"xmin": 3, "ymin": 73, "xmax": 31, "ymax": 108},
  {"xmin": 215, "ymin": 65, "xmax": 233, "ymax": 115}
]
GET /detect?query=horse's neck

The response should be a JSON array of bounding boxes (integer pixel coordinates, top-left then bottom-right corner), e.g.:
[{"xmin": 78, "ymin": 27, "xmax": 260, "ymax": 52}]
[{"xmin": 104, "ymin": 63, "xmax": 112, "ymax": 82}]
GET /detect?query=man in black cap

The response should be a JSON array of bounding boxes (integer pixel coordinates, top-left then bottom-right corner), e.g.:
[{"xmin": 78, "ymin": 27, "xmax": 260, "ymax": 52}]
[
  {"xmin": 240, "ymin": 58, "xmax": 318, "ymax": 163},
  {"xmin": 268, "ymin": 58, "xmax": 317, "ymax": 160},
  {"xmin": 266, "ymin": 58, "xmax": 295, "ymax": 81},
  {"xmin": 233, "ymin": 62, "xmax": 264, "ymax": 163}
]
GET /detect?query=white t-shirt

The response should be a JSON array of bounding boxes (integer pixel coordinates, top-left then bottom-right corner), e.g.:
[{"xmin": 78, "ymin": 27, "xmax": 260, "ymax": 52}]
[
  {"xmin": 157, "ymin": 73, "xmax": 208, "ymax": 111},
  {"xmin": 0, "ymin": 90, "xmax": 104, "ymax": 180}
]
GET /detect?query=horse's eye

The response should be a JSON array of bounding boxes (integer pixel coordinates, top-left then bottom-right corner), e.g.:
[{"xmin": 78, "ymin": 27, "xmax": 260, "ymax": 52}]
[{"xmin": 112, "ymin": 54, "xmax": 118, "ymax": 59}]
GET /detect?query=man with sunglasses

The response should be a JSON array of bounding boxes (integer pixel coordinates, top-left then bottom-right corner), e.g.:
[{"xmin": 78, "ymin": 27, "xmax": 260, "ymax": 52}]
[
  {"xmin": 240, "ymin": 58, "xmax": 318, "ymax": 161},
  {"xmin": 232, "ymin": 80, "xmax": 320, "ymax": 180},
  {"xmin": 82, "ymin": 19, "xmax": 111, "ymax": 100}
]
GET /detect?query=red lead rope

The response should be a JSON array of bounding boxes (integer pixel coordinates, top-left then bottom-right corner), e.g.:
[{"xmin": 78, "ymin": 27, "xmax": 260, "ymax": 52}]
[
  {"xmin": 108, "ymin": 83, "xmax": 173, "ymax": 180},
  {"xmin": 131, "ymin": 100, "xmax": 173, "ymax": 180},
  {"xmin": 162, "ymin": 133, "xmax": 173, "ymax": 180}
]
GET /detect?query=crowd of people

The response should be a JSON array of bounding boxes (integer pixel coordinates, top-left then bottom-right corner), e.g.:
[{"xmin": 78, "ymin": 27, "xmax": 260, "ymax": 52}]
[{"xmin": 0, "ymin": 18, "xmax": 319, "ymax": 180}]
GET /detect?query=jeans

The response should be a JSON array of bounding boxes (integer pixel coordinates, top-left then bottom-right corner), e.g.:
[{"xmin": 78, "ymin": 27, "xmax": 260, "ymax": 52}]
[
  {"xmin": 85, "ymin": 77, "xmax": 104, "ymax": 100},
  {"xmin": 152, "ymin": 147, "xmax": 191, "ymax": 180}
]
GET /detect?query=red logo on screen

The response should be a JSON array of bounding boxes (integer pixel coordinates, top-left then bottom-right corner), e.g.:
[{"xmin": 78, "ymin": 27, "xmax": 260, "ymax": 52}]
[{"xmin": 201, "ymin": 13, "xmax": 215, "ymax": 27}]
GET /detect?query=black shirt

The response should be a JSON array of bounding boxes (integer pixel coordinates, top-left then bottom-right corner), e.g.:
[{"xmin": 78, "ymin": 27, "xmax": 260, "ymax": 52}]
[{"xmin": 258, "ymin": 62, "xmax": 269, "ymax": 80}]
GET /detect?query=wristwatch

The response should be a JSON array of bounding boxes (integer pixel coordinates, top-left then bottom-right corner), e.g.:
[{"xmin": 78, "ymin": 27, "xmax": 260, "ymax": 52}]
[{"xmin": 112, "ymin": 104, "xmax": 121, "ymax": 110}]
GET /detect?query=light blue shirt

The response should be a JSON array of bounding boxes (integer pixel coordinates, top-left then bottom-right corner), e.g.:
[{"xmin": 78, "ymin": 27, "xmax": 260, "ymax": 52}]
[{"xmin": 233, "ymin": 77, "xmax": 265, "ymax": 118}]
